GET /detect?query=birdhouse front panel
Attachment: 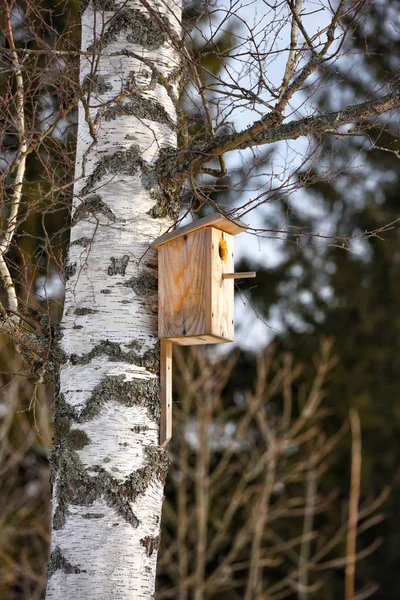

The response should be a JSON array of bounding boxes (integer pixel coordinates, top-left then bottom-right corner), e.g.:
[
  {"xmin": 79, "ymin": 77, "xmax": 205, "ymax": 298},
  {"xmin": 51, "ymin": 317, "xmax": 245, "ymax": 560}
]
[
  {"xmin": 210, "ymin": 227, "xmax": 234, "ymax": 342},
  {"xmin": 158, "ymin": 226, "xmax": 234, "ymax": 345}
]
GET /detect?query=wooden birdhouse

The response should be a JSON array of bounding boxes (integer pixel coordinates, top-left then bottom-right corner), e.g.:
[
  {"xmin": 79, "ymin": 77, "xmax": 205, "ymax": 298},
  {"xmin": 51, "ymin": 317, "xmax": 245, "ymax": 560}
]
[{"xmin": 151, "ymin": 213, "xmax": 255, "ymax": 445}]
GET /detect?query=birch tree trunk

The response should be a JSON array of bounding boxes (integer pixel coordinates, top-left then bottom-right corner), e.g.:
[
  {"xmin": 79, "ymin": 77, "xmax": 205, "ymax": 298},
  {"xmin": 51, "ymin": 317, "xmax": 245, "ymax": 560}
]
[{"xmin": 46, "ymin": 1, "xmax": 182, "ymax": 597}]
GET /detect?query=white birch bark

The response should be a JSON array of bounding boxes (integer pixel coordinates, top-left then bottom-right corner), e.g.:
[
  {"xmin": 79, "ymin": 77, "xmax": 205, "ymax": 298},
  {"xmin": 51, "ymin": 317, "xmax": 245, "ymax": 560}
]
[{"xmin": 46, "ymin": 1, "xmax": 182, "ymax": 598}]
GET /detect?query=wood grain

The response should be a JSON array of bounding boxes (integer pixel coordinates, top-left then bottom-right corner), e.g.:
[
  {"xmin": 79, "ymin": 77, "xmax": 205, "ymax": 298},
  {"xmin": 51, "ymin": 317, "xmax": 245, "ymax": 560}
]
[
  {"xmin": 158, "ymin": 227, "xmax": 235, "ymax": 343},
  {"xmin": 210, "ymin": 228, "xmax": 234, "ymax": 342},
  {"xmin": 158, "ymin": 228, "xmax": 209, "ymax": 339}
]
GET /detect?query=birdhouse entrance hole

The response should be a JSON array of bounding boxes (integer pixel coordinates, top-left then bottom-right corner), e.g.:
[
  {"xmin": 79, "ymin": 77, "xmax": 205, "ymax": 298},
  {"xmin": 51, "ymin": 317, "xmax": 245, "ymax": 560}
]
[{"xmin": 219, "ymin": 238, "xmax": 228, "ymax": 262}]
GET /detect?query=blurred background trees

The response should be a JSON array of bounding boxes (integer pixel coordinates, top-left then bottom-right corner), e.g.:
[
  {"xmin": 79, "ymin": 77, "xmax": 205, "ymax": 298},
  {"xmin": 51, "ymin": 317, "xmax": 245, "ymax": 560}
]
[
  {"xmin": 236, "ymin": 2, "xmax": 400, "ymax": 596},
  {"xmin": 157, "ymin": 343, "xmax": 386, "ymax": 600},
  {"xmin": 0, "ymin": 337, "xmax": 388, "ymax": 600},
  {"xmin": 1, "ymin": 0, "xmax": 399, "ymax": 598}
]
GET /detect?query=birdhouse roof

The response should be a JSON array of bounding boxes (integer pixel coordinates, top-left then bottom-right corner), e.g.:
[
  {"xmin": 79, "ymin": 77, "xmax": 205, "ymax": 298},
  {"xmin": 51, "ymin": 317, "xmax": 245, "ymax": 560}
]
[{"xmin": 151, "ymin": 213, "xmax": 248, "ymax": 249}]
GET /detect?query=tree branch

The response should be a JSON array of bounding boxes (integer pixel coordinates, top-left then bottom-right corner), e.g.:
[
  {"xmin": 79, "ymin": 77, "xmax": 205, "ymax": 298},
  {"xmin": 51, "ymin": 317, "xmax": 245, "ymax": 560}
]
[
  {"xmin": 184, "ymin": 92, "xmax": 400, "ymax": 174},
  {"xmin": 1, "ymin": 0, "xmax": 28, "ymax": 318}
]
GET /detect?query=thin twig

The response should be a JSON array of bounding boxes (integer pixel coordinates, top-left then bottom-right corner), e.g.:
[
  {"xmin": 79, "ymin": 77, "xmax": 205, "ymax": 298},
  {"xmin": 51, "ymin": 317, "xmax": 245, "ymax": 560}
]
[{"xmin": 346, "ymin": 409, "xmax": 362, "ymax": 600}]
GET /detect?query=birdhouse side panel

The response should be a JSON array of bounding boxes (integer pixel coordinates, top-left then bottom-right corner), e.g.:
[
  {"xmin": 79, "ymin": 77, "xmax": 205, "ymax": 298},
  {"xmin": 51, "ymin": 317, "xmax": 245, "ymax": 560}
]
[
  {"xmin": 158, "ymin": 228, "xmax": 211, "ymax": 340},
  {"xmin": 210, "ymin": 228, "xmax": 234, "ymax": 341}
]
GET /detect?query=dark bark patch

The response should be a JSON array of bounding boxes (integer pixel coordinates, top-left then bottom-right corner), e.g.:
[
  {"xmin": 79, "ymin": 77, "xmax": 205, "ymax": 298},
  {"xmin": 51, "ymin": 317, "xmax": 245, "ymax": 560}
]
[
  {"xmin": 50, "ymin": 447, "xmax": 168, "ymax": 531},
  {"xmin": 122, "ymin": 446, "xmax": 169, "ymax": 501},
  {"xmin": 124, "ymin": 271, "xmax": 157, "ymax": 296},
  {"xmin": 70, "ymin": 340, "xmax": 135, "ymax": 365},
  {"xmin": 69, "ymin": 339, "xmax": 159, "ymax": 372},
  {"xmin": 80, "ymin": 145, "xmax": 142, "ymax": 197},
  {"xmin": 100, "ymin": 9, "xmax": 167, "ymax": 50},
  {"xmin": 38, "ymin": 317, "xmax": 66, "ymax": 384},
  {"xmin": 140, "ymin": 168, "xmax": 164, "ymax": 210},
  {"xmin": 150, "ymin": 147, "xmax": 183, "ymax": 219},
  {"xmin": 127, "ymin": 339, "xmax": 143, "ymax": 353},
  {"xmin": 131, "ymin": 424, "xmax": 149, "ymax": 433},
  {"xmin": 82, "ymin": 512, "xmax": 105, "ymax": 519},
  {"xmin": 70, "ymin": 237, "xmax": 92, "ymax": 248},
  {"xmin": 64, "ymin": 262, "xmax": 77, "ymax": 281},
  {"xmin": 80, "ymin": 0, "xmax": 117, "ymax": 12},
  {"xmin": 108, "ymin": 255, "xmax": 130, "ymax": 276},
  {"xmin": 148, "ymin": 195, "xmax": 181, "ymax": 220},
  {"xmin": 145, "ymin": 445, "xmax": 169, "ymax": 483},
  {"xmin": 75, "ymin": 307, "xmax": 98, "ymax": 316},
  {"xmin": 54, "ymin": 417, "xmax": 71, "ymax": 444},
  {"xmin": 100, "ymin": 288, "xmax": 112, "ymax": 294},
  {"xmin": 79, "ymin": 375, "xmax": 160, "ymax": 423},
  {"xmin": 103, "ymin": 97, "xmax": 175, "ymax": 129},
  {"xmin": 79, "ymin": 146, "xmax": 168, "ymax": 213},
  {"xmin": 54, "ymin": 393, "xmax": 80, "ymax": 423},
  {"xmin": 82, "ymin": 74, "xmax": 112, "ymax": 96},
  {"xmin": 47, "ymin": 547, "xmax": 85, "ymax": 578},
  {"xmin": 140, "ymin": 535, "xmax": 160, "ymax": 557},
  {"xmin": 51, "ymin": 451, "xmax": 140, "ymax": 530},
  {"xmin": 32, "ymin": 332, "xmax": 66, "ymax": 385},
  {"xmin": 72, "ymin": 194, "xmax": 115, "ymax": 225},
  {"xmin": 67, "ymin": 429, "xmax": 90, "ymax": 450},
  {"xmin": 141, "ymin": 346, "xmax": 159, "ymax": 373}
]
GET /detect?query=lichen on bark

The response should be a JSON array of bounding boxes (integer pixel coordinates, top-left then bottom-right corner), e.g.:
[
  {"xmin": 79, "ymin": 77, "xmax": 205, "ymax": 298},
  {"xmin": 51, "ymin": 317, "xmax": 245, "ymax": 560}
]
[
  {"xmin": 150, "ymin": 146, "xmax": 183, "ymax": 218},
  {"xmin": 67, "ymin": 429, "xmax": 90, "ymax": 450},
  {"xmin": 69, "ymin": 339, "xmax": 159, "ymax": 372},
  {"xmin": 103, "ymin": 97, "xmax": 175, "ymax": 129},
  {"xmin": 108, "ymin": 255, "xmax": 130, "ymax": 276},
  {"xmin": 72, "ymin": 194, "xmax": 116, "ymax": 224},
  {"xmin": 47, "ymin": 547, "xmax": 85, "ymax": 578},
  {"xmin": 50, "ymin": 445, "xmax": 168, "ymax": 532},
  {"xmin": 80, "ymin": 0, "xmax": 117, "ymax": 12},
  {"xmin": 64, "ymin": 262, "xmax": 77, "ymax": 281},
  {"xmin": 70, "ymin": 237, "xmax": 93, "ymax": 248},
  {"xmin": 82, "ymin": 74, "xmax": 112, "ymax": 95},
  {"xmin": 101, "ymin": 8, "xmax": 167, "ymax": 50},
  {"xmin": 80, "ymin": 145, "xmax": 142, "ymax": 197},
  {"xmin": 124, "ymin": 270, "xmax": 157, "ymax": 296},
  {"xmin": 121, "ymin": 446, "xmax": 169, "ymax": 499},
  {"xmin": 78, "ymin": 375, "xmax": 161, "ymax": 422},
  {"xmin": 74, "ymin": 307, "xmax": 99, "ymax": 316},
  {"xmin": 50, "ymin": 450, "xmax": 141, "ymax": 531}
]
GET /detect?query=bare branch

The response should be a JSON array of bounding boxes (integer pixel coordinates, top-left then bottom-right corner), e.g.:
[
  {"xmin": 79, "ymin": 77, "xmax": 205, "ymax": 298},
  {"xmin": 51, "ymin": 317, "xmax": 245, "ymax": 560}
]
[
  {"xmin": 0, "ymin": 0, "xmax": 28, "ymax": 317},
  {"xmin": 185, "ymin": 92, "xmax": 400, "ymax": 173}
]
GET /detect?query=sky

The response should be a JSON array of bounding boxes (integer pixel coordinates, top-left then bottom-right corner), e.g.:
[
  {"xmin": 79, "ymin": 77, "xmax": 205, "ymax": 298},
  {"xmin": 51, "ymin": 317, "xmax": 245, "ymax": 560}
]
[{"xmin": 193, "ymin": 0, "xmax": 336, "ymax": 347}]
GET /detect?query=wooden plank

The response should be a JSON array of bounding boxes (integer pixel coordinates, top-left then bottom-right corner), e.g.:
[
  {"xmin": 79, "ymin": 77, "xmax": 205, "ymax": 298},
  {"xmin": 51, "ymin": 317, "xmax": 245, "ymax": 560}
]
[
  {"xmin": 158, "ymin": 227, "xmax": 236, "ymax": 343},
  {"xmin": 151, "ymin": 213, "xmax": 248, "ymax": 249},
  {"xmin": 222, "ymin": 271, "xmax": 256, "ymax": 280},
  {"xmin": 165, "ymin": 334, "xmax": 230, "ymax": 345},
  {"xmin": 158, "ymin": 228, "xmax": 209, "ymax": 339},
  {"xmin": 210, "ymin": 228, "xmax": 234, "ymax": 342},
  {"xmin": 160, "ymin": 339, "xmax": 173, "ymax": 446}
]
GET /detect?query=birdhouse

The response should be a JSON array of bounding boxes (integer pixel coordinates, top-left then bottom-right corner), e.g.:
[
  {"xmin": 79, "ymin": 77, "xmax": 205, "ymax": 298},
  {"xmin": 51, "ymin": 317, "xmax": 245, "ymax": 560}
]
[{"xmin": 151, "ymin": 213, "xmax": 255, "ymax": 445}]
